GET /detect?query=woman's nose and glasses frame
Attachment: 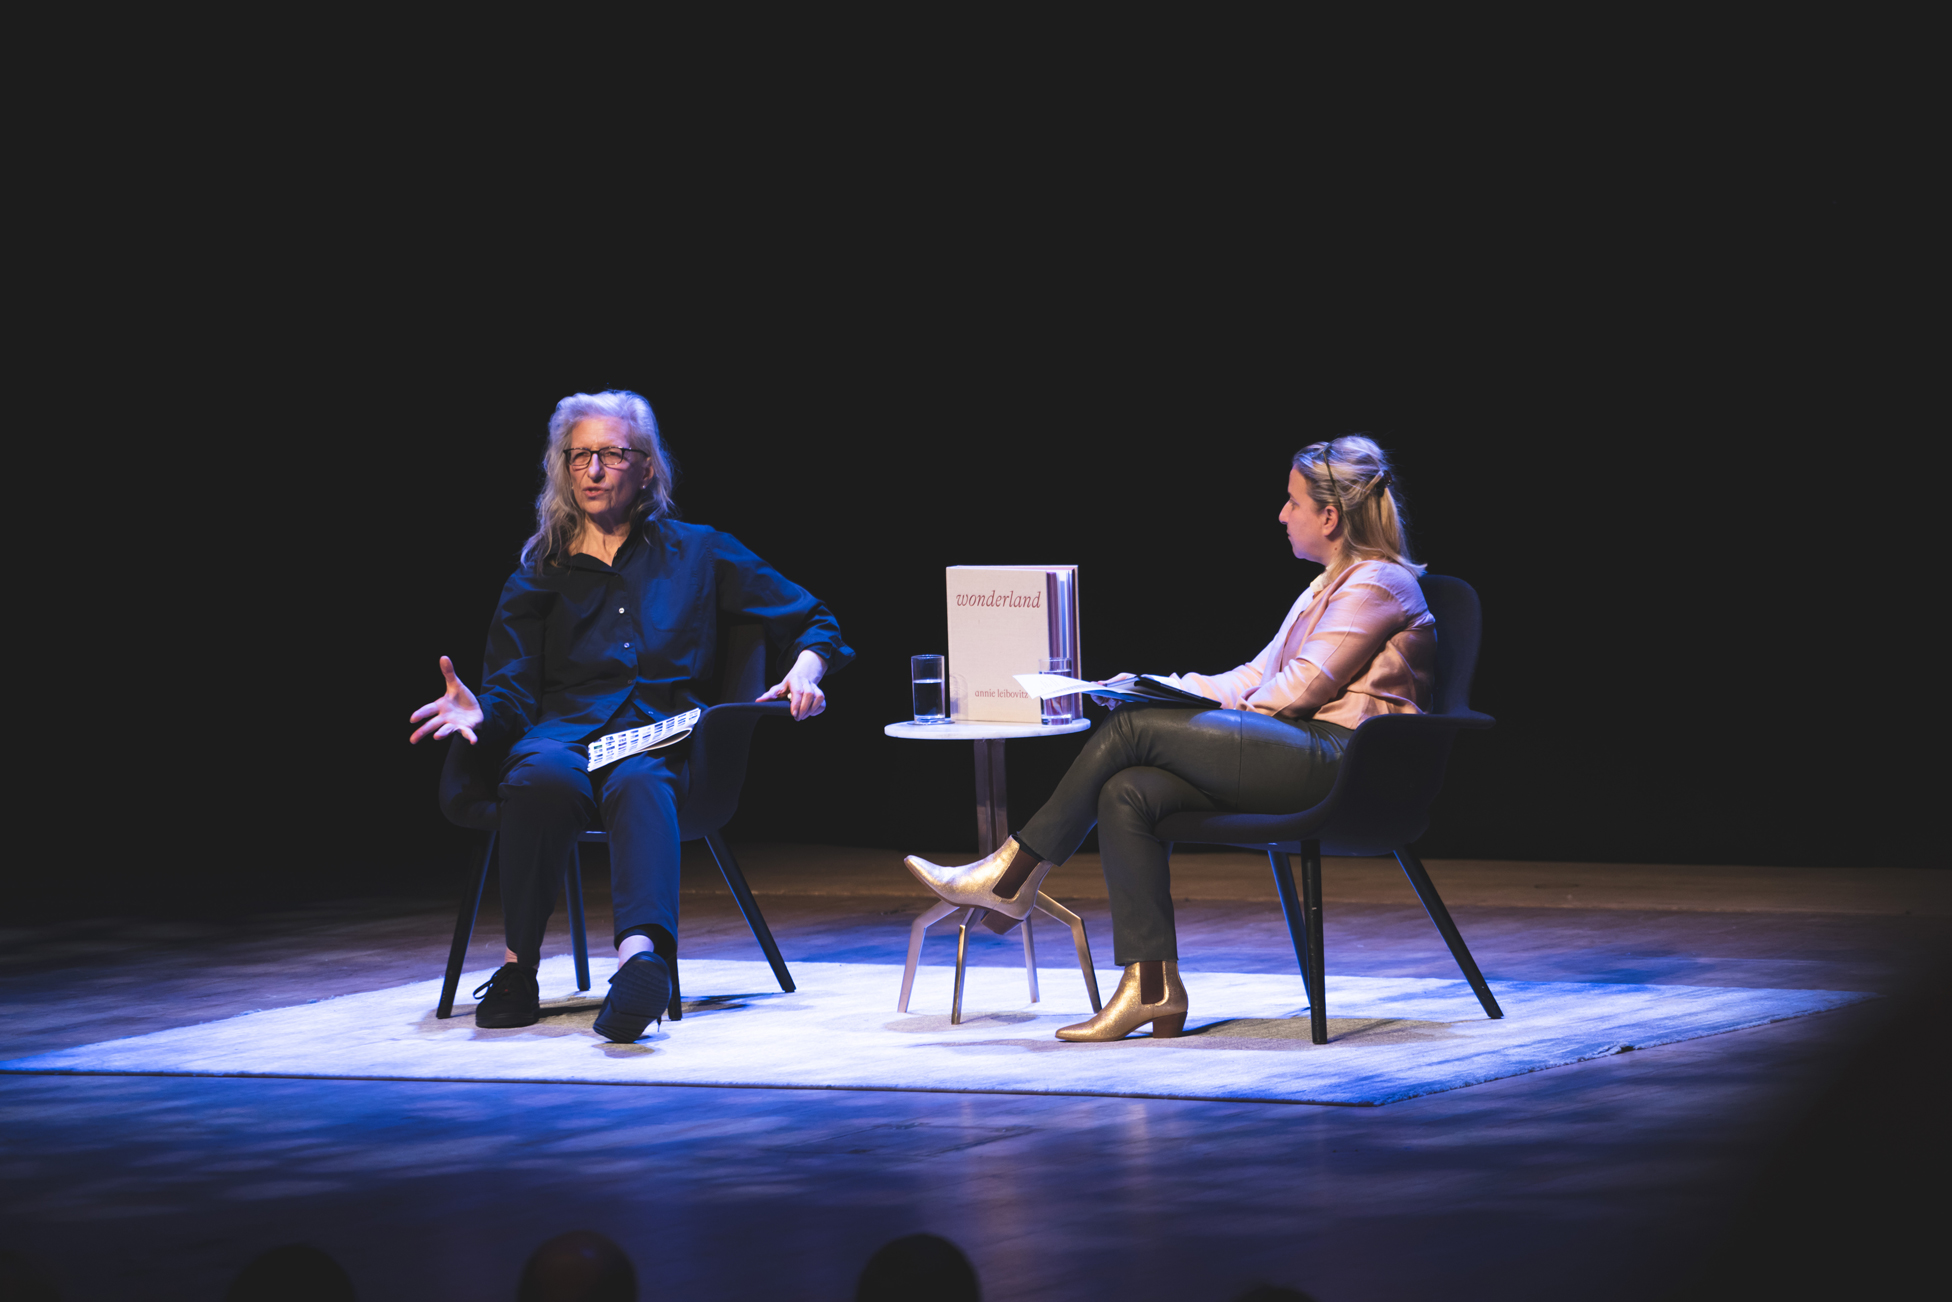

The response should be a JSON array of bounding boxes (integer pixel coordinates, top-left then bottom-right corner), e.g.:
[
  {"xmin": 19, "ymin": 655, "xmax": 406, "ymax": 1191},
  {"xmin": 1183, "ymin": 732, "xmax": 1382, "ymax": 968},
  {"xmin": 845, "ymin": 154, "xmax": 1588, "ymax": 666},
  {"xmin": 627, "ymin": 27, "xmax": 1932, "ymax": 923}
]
[{"xmin": 564, "ymin": 448, "xmax": 643, "ymax": 470}]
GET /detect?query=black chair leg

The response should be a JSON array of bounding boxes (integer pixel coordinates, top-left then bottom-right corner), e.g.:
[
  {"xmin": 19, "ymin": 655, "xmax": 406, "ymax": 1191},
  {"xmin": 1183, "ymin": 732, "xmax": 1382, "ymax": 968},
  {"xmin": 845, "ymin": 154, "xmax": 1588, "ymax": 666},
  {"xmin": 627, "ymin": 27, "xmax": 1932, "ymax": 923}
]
[
  {"xmin": 651, "ymin": 936, "xmax": 683, "ymax": 1030},
  {"xmin": 566, "ymin": 844, "xmax": 591, "ymax": 993},
  {"xmin": 438, "ymin": 833, "xmax": 496, "ymax": 1019},
  {"xmin": 704, "ymin": 831, "xmax": 795, "ymax": 993},
  {"xmin": 1267, "ymin": 849, "xmax": 1318, "ymax": 1011},
  {"xmin": 1301, "ymin": 839, "xmax": 1328, "ymax": 1045},
  {"xmin": 1395, "ymin": 847, "xmax": 1503, "ymax": 1019}
]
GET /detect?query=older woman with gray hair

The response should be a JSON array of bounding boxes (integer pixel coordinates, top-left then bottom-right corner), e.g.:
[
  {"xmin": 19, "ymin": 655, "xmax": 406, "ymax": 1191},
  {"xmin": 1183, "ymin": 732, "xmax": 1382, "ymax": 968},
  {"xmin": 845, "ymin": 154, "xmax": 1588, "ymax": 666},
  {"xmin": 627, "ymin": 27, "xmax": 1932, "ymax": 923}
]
[
  {"xmin": 410, "ymin": 390, "xmax": 852, "ymax": 1041},
  {"xmin": 906, "ymin": 435, "xmax": 1431, "ymax": 1043}
]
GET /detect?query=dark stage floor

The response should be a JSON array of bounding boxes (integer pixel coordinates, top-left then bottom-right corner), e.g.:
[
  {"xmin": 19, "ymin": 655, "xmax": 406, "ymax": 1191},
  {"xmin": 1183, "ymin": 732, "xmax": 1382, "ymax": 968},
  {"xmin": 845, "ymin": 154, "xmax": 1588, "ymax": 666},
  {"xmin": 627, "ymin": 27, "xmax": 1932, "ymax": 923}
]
[{"xmin": 2, "ymin": 849, "xmax": 1945, "ymax": 1300}]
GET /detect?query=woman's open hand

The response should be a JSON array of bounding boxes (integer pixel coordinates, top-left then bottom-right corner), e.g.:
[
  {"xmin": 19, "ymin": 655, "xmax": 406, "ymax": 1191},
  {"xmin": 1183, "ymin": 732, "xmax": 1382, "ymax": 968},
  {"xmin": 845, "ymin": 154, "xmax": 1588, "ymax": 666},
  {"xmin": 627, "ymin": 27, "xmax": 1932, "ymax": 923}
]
[
  {"xmin": 758, "ymin": 649, "xmax": 828, "ymax": 720},
  {"xmin": 409, "ymin": 655, "xmax": 486, "ymax": 744}
]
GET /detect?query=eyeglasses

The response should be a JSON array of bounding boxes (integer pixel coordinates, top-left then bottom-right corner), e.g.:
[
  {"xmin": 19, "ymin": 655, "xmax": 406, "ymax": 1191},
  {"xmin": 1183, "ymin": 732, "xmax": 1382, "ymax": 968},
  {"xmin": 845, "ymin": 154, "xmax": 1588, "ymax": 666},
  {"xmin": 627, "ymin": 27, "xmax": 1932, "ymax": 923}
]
[{"xmin": 564, "ymin": 447, "xmax": 642, "ymax": 471}]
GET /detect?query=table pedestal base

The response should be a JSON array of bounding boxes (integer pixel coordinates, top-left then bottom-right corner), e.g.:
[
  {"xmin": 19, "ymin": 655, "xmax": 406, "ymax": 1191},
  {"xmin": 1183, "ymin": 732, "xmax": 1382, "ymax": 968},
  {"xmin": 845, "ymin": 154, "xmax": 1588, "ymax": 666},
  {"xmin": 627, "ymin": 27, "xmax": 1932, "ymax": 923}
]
[
  {"xmin": 973, "ymin": 737, "xmax": 1010, "ymax": 855},
  {"xmin": 898, "ymin": 893, "xmax": 1103, "ymax": 1025}
]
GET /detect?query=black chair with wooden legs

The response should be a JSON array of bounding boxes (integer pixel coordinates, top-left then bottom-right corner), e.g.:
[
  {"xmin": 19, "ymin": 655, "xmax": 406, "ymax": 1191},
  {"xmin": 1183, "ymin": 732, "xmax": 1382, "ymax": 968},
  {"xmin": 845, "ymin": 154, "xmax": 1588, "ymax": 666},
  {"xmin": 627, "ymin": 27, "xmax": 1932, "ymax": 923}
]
[
  {"xmin": 1153, "ymin": 574, "xmax": 1504, "ymax": 1046},
  {"xmin": 434, "ymin": 619, "xmax": 797, "ymax": 1021}
]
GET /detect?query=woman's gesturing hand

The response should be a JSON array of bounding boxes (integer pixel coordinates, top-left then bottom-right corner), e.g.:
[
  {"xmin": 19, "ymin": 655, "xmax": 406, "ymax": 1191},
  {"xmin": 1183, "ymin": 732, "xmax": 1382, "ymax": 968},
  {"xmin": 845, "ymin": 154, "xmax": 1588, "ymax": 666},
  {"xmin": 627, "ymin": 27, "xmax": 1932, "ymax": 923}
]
[
  {"xmin": 409, "ymin": 655, "xmax": 486, "ymax": 744},
  {"xmin": 758, "ymin": 649, "xmax": 828, "ymax": 721}
]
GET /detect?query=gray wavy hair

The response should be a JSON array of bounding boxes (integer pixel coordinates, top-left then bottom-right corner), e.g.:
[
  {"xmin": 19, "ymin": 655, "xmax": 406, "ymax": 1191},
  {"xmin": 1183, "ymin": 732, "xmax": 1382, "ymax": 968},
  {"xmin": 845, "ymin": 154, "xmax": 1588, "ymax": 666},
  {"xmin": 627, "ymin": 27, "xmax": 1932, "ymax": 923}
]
[
  {"xmin": 1291, "ymin": 435, "xmax": 1425, "ymax": 575},
  {"xmin": 521, "ymin": 390, "xmax": 678, "ymax": 570}
]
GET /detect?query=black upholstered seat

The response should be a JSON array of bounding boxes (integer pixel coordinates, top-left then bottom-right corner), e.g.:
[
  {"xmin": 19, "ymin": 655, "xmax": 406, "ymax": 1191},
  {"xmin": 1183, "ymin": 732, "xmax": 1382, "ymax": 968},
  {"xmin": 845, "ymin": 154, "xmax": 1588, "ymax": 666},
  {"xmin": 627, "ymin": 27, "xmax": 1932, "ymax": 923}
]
[{"xmin": 1153, "ymin": 574, "xmax": 1504, "ymax": 1044}]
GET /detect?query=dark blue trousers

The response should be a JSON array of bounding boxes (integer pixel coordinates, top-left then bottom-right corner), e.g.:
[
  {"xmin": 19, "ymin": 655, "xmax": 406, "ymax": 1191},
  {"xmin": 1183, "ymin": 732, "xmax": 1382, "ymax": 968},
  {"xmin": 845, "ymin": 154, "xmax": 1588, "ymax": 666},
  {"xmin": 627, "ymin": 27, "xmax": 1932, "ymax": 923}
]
[{"xmin": 495, "ymin": 716, "xmax": 688, "ymax": 966}]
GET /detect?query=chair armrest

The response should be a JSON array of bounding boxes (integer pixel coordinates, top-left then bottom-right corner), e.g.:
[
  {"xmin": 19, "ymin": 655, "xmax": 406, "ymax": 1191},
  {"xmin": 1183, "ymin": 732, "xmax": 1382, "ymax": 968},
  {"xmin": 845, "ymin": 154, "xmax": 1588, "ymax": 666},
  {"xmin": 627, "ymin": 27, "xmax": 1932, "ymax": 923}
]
[
  {"xmin": 697, "ymin": 700, "xmax": 795, "ymax": 724},
  {"xmin": 692, "ymin": 700, "xmax": 795, "ymax": 754},
  {"xmin": 680, "ymin": 700, "xmax": 793, "ymax": 838},
  {"xmin": 1337, "ymin": 709, "xmax": 1496, "ymax": 738}
]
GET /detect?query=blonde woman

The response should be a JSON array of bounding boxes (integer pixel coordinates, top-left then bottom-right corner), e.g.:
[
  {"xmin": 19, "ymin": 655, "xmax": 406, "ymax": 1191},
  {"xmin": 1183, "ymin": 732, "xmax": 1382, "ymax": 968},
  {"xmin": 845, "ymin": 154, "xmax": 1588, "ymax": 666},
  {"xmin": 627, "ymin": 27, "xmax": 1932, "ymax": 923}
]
[
  {"xmin": 410, "ymin": 390, "xmax": 851, "ymax": 1041},
  {"xmin": 905, "ymin": 436, "xmax": 1432, "ymax": 1041}
]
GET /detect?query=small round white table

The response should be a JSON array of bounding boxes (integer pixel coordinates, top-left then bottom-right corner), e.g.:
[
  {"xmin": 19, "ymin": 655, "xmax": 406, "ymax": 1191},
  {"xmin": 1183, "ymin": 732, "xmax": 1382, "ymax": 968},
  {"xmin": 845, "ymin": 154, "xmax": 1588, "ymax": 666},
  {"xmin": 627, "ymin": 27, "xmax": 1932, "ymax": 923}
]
[{"xmin": 882, "ymin": 718, "xmax": 1102, "ymax": 1021}]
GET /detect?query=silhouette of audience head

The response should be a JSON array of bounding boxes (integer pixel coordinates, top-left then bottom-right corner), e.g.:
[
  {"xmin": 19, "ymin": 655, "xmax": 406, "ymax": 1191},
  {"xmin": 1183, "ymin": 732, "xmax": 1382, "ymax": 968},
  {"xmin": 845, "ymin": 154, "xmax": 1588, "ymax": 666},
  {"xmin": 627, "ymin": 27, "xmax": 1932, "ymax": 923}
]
[
  {"xmin": 518, "ymin": 1231, "xmax": 638, "ymax": 1302},
  {"xmin": 1232, "ymin": 1286, "xmax": 1319, "ymax": 1302},
  {"xmin": 225, "ymin": 1243, "xmax": 355, "ymax": 1301},
  {"xmin": 856, "ymin": 1233, "xmax": 980, "ymax": 1302}
]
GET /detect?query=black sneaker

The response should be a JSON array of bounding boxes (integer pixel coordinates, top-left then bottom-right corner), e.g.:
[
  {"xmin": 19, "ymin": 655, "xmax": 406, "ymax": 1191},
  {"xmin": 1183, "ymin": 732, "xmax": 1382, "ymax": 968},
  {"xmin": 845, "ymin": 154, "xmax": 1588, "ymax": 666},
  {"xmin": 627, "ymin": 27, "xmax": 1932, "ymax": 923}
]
[
  {"xmin": 594, "ymin": 952, "xmax": 672, "ymax": 1043},
  {"xmin": 472, "ymin": 963, "xmax": 540, "ymax": 1028}
]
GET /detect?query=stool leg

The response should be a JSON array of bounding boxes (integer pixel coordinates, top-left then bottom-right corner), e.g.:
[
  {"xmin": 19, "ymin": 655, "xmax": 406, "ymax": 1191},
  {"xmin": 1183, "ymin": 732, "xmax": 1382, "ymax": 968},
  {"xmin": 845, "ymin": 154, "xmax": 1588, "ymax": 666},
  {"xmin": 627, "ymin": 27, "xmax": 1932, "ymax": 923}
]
[
  {"xmin": 1035, "ymin": 893, "xmax": 1101, "ymax": 1012},
  {"xmin": 898, "ymin": 900, "xmax": 958, "ymax": 1013},
  {"xmin": 1022, "ymin": 911, "xmax": 1039, "ymax": 1003},
  {"xmin": 952, "ymin": 907, "xmax": 986, "ymax": 1025}
]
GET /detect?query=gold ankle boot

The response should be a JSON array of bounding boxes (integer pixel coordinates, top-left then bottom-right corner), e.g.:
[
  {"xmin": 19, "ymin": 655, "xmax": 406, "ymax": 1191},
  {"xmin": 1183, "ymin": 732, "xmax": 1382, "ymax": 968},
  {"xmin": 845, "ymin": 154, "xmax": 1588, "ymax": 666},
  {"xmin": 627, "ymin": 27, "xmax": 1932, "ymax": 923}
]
[
  {"xmin": 903, "ymin": 838, "xmax": 1056, "ymax": 921},
  {"xmin": 1055, "ymin": 960, "xmax": 1187, "ymax": 1041}
]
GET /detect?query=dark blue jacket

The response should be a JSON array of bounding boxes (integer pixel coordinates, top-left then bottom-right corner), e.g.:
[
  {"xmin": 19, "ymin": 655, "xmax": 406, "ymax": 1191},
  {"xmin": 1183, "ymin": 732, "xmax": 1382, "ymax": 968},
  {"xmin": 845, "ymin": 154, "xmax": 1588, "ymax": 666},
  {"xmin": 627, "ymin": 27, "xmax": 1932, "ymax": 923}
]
[{"xmin": 476, "ymin": 519, "xmax": 854, "ymax": 747}]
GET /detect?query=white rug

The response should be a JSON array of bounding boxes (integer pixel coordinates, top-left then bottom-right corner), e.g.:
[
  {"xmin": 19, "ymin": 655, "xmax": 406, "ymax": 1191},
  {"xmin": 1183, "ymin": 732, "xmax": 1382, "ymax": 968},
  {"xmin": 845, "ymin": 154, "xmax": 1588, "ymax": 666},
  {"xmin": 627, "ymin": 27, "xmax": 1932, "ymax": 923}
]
[{"xmin": 0, "ymin": 958, "xmax": 1874, "ymax": 1106}]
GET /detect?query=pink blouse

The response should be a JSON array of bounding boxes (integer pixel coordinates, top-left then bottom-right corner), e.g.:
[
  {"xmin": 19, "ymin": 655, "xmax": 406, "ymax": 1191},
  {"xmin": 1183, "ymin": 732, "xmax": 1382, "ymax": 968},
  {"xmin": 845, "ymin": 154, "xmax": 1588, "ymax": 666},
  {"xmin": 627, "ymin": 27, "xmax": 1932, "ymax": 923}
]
[{"xmin": 1168, "ymin": 559, "xmax": 1435, "ymax": 729}]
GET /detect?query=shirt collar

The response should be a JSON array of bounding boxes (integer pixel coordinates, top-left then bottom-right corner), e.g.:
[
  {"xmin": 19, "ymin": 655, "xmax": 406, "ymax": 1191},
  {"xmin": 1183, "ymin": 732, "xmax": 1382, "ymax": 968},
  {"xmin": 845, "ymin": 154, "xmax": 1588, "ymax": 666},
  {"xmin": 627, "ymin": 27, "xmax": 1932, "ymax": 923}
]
[{"xmin": 564, "ymin": 521, "xmax": 651, "ymax": 573}]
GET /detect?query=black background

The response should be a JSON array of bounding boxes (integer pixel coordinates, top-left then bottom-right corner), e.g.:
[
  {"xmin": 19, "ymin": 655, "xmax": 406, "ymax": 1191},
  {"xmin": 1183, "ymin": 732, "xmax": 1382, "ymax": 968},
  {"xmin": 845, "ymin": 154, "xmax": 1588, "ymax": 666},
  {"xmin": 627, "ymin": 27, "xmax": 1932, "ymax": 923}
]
[{"xmin": 37, "ymin": 47, "xmax": 1931, "ymax": 911}]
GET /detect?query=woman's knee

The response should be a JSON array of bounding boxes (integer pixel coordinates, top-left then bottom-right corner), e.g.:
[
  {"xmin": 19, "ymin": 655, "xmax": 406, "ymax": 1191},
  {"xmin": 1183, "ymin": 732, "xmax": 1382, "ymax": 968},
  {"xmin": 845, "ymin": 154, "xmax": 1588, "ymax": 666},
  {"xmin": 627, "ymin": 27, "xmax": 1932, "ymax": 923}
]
[
  {"xmin": 1118, "ymin": 704, "xmax": 1242, "ymax": 757},
  {"xmin": 500, "ymin": 745, "xmax": 593, "ymax": 810},
  {"xmin": 603, "ymin": 758, "xmax": 685, "ymax": 812},
  {"xmin": 1097, "ymin": 766, "xmax": 1206, "ymax": 832}
]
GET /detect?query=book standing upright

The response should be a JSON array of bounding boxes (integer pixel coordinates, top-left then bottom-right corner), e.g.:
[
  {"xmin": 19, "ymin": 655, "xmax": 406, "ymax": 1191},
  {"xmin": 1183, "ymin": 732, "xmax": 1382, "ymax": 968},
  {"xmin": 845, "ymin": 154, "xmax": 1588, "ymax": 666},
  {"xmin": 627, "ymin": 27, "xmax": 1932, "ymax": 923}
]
[{"xmin": 945, "ymin": 565, "xmax": 1081, "ymax": 724}]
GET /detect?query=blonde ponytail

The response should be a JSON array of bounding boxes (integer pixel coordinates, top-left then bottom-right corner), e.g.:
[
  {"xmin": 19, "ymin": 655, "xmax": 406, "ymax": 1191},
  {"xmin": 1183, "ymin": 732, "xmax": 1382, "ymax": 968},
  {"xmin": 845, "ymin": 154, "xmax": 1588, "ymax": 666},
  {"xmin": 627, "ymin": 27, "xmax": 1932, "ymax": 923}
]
[{"xmin": 1291, "ymin": 435, "xmax": 1424, "ymax": 574}]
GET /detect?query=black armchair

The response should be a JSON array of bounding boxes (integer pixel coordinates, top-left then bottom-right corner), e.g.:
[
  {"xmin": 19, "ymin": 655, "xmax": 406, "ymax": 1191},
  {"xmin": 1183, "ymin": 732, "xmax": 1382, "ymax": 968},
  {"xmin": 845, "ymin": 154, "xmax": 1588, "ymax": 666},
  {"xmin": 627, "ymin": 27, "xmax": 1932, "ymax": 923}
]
[
  {"xmin": 434, "ymin": 619, "xmax": 798, "ymax": 1020},
  {"xmin": 1154, "ymin": 574, "xmax": 1504, "ymax": 1045}
]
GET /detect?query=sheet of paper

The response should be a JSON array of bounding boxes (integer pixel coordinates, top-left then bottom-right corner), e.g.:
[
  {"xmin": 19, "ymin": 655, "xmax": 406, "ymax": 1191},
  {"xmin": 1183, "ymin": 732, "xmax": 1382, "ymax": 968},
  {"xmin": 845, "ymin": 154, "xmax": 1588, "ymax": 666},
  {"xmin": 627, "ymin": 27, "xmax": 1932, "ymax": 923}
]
[
  {"xmin": 1013, "ymin": 673, "xmax": 1218, "ymax": 706},
  {"xmin": 1014, "ymin": 672, "xmax": 1116, "ymax": 700}
]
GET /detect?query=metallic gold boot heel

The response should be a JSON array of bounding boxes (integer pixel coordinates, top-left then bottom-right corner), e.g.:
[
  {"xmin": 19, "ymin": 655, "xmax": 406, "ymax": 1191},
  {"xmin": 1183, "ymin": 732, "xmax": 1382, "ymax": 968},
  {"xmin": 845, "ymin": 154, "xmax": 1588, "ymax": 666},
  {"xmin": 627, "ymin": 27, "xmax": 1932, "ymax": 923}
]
[{"xmin": 1055, "ymin": 960, "xmax": 1188, "ymax": 1042}]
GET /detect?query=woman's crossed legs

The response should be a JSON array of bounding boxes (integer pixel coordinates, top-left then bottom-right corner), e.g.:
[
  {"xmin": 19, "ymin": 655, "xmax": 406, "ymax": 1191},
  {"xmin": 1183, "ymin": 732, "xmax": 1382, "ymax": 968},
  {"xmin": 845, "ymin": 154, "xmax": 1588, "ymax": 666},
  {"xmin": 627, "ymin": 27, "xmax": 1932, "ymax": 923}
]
[{"xmin": 1015, "ymin": 707, "xmax": 1350, "ymax": 965}]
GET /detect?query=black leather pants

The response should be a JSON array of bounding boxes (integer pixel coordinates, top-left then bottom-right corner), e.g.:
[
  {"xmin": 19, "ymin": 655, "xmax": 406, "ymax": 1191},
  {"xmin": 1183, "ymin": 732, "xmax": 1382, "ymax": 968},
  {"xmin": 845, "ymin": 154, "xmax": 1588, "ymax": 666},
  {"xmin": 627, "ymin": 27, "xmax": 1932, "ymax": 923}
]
[{"xmin": 1014, "ymin": 706, "xmax": 1351, "ymax": 965}]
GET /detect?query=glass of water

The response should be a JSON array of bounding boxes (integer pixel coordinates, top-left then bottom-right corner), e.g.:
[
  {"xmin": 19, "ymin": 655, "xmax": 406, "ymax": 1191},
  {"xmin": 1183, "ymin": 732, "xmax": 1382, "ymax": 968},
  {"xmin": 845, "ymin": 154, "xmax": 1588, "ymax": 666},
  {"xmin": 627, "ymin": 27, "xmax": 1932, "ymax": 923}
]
[
  {"xmin": 911, "ymin": 655, "xmax": 948, "ymax": 724},
  {"xmin": 1039, "ymin": 656, "xmax": 1079, "ymax": 726}
]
